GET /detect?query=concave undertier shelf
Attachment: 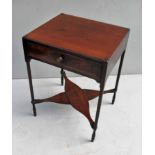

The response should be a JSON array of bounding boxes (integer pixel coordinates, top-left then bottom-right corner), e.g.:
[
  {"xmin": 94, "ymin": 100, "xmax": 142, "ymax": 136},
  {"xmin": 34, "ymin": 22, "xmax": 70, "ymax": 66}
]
[{"xmin": 33, "ymin": 72, "xmax": 115, "ymax": 129}]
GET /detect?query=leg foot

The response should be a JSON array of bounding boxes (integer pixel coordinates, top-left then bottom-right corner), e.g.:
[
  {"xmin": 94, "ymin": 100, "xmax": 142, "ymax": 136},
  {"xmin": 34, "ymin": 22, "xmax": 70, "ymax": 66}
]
[
  {"xmin": 32, "ymin": 104, "xmax": 37, "ymax": 116},
  {"xmin": 112, "ymin": 93, "xmax": 116, "ymax": 104},
  {"xmin": 91, "ymin": 130, "xmax": 96, "ymax": 142}
]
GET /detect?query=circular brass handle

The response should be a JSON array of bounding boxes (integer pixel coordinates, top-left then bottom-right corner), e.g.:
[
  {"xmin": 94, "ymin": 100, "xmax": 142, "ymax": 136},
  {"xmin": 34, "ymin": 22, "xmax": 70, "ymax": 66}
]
[{"xmin": 56, "ymin": 56, "xmax": 64, "ymax": 63}]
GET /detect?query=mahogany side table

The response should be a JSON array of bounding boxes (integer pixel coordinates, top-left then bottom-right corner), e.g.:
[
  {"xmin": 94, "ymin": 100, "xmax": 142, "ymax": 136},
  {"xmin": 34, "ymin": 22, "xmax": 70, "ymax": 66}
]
[{"xmin": 22, "ymin": 13, "xmax": 130, "ymax": 142}]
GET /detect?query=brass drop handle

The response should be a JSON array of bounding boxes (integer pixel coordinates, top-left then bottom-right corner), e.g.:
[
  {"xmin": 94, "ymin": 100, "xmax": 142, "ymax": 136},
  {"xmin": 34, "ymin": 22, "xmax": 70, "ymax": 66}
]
[{"xmin": 56, "ymin": 56, "xmax": 64, "ymax": 63}]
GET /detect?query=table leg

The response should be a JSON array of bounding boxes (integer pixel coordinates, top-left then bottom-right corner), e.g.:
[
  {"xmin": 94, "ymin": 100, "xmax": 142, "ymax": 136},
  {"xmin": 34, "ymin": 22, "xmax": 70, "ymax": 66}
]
[
  {"xmin": 91, "ymin": 69, "xmax": 106, "ymax": 142},
  {"xmin": 112, "ymin": 51, "xmax": 125, "ymax": 104},
  {"xmin": 60, "ymin": 68, "xmax": 64, "ymax": 86},
  {"xmin": 26, "ymin": 60, "xmax": 37, "ymax": 116}
]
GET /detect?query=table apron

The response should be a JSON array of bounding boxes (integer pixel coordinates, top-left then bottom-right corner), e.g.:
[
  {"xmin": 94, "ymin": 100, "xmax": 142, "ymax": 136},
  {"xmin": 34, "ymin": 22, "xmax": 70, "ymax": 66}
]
[{"xmin": 24, "ymin": 41, "xmax": 105, "ymax": 82}]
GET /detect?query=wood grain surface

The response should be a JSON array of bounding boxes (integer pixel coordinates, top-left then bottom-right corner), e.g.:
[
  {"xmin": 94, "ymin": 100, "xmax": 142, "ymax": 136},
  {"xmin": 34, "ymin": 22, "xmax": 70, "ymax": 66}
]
[{"xmin": 24, "ymin": 13, "xmax": 129, "ymax": 61}]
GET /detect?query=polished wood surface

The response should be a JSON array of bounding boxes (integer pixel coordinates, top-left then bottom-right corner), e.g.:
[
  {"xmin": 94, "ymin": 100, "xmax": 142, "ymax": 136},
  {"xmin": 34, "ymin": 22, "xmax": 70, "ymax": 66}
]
[
  {"xmin": 24, "ymin": 13, "xmax": 129, "ymax": 61},
  {"xmin": 33, "ymin": 72, "xmax": 115, "ymax": 129},
  {"xmin": 23, "ymin": 13, "xmax": 130, "ymax": 142},
  {"xmin": 24, "ymin": 40, "xmax": 102, "ymax": 81},
  {"xmin": 64, "ymin": 72, "xmax": 94, "ymax": 128}
]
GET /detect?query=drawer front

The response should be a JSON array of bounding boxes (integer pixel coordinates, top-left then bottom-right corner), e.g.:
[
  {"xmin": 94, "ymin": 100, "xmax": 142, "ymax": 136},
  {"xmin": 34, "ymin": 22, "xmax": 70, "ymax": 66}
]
[{"xmin": 25, "ymin": 41, "xmax": 101, "ymax": 81}]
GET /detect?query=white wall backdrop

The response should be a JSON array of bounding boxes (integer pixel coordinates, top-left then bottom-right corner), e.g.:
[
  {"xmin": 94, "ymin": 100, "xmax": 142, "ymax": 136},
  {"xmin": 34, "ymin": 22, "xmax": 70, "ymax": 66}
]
[{"xmin": 12, "ymin": 0, "xmax": 142, "ymax": 79}]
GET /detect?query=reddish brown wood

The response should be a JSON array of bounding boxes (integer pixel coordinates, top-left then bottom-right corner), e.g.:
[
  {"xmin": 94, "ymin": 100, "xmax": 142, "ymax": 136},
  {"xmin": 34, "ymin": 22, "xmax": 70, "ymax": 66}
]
[
  {"xmin": 33, "ymin": 88, "xmax": 115, "ymax": 104},
  {"xmin": 22, "ymin": 13, "xmax": 130, "ymax": 141},
  {"xmin": 33, "ymin": 90, "xmax": 100, "ymax": 105},
  {"xmin": 23, "ymin": 14, "xmax": 129, "ymax": 82},
  {"xmin": 34, "ymin": 92, "xmax": 68, "ymax": 104},
  {"xmin": 24, "ymin": 41, "xmax": 101, "ymax": 81},
  {"xmin": 85, "ymin": 88, "xmax": 115, "ymax": 99},
  {"xmin": 63, "ymin": 72, "xmax": 94, "ymax": 128},
  {"xmin": 24, "ymin": 13, "xmax": 129, "ymax": 62}
]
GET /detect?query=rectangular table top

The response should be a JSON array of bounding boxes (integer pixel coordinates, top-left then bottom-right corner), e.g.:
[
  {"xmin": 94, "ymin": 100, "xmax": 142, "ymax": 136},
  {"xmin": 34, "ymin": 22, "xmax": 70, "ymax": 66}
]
[{"xmin": 24, "ymin": 13, "xmax": 129, "ymax": 62}]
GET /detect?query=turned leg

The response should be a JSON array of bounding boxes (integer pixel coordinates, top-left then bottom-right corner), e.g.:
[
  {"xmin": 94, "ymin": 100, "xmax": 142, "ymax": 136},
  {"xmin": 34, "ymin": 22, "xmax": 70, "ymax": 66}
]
[
  {"xmin": 60, "ymin": 68, "xmax": 64, "ymax": 86},
  {"xmin": 26, "ymin": 59, "xmax": 37, "ymax": 116},
  {"xmin": 112, "ymin": 51, "xmax": 125, "ymax": 104}
]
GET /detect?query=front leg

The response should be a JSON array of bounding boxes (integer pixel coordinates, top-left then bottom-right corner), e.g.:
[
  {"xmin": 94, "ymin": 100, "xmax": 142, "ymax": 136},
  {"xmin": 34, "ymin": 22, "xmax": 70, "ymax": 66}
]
[
  {"xmin": 91, "ymin": 82, "xmax": 105, "ymax": 142},
  {"xmin": 26, "ymin": 59, "xmax": 37, "ymax": 116},
  {"xmin": 112, "ymin": 51, "xmax": 125, "ymax": 104},
  {"xmin": 91, "ymin": 64, "xmax": 107, "ymax": 142}
]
